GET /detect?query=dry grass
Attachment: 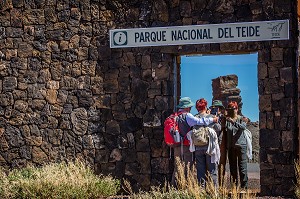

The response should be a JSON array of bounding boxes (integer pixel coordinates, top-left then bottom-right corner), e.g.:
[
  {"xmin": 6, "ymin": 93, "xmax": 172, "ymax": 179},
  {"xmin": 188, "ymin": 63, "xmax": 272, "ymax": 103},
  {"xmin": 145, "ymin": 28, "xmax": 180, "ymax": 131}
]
[
  {"xmin": 0, "ymin": 160, "xmax": 120, "ymax": 199},
  {"xmin": 129, "ymin": 157, "xmax": 257, "ymax": 199},
  {"xmin": 0, "ymin": 157, "xmax": 262, "ymax": 199},
  {"xmin": 295, "ymin": 160, "xmax": 300, "ymax": 198}
]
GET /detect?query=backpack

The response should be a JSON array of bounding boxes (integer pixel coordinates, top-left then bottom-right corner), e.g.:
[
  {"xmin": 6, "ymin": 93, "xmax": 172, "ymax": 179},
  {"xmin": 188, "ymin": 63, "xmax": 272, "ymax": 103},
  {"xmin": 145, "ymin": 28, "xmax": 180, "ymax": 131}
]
[
  {"xmin": 163, "ymin": 112, "xmax": 182, "ymax": 147},
  {"xmin": 191, "ymin": 126, "xmax": 210, "ymax": 146}
]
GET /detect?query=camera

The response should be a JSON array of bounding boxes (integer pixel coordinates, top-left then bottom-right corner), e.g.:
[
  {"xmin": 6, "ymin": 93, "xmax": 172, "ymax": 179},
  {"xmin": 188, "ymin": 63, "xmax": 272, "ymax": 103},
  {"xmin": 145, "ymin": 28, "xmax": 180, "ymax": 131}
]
[
  {"xmin": 210, "ymin": 107, "xmax": 219, "ymax": 116},
  {"xmin": 225, "ymin": 108, "xmax": 234, "ymax": 117}
]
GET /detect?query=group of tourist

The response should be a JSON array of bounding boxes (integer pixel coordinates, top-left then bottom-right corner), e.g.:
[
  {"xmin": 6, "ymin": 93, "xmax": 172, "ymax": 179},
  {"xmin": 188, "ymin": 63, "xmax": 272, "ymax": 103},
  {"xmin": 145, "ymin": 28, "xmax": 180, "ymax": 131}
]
[{"xmin": 169, "ymin": 97, "xmax": 252, "ymax": 189}]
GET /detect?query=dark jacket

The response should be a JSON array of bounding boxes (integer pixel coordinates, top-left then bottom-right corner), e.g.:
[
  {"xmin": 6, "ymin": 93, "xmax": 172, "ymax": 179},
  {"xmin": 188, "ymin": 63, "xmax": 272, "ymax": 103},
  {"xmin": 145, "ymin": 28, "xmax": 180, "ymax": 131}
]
[{"xmin": 177, "ymin": 112, "xmax": 190, "ymax": 146}]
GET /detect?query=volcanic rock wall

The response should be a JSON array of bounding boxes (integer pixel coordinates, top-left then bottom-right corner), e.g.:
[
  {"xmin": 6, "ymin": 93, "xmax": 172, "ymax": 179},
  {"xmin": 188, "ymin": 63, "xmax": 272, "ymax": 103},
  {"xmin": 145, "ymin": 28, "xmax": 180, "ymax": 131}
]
[{"xmin": 0, "ymin": 0, "xmax": 298, "ymax": 196}]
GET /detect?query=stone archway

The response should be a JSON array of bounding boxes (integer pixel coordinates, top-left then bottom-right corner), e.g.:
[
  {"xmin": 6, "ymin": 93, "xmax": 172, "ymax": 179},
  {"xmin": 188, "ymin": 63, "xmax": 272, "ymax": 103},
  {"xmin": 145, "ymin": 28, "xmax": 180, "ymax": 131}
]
[{"xmin": 0, "ymin": 0, "xmax": 298, "ymax": 197}]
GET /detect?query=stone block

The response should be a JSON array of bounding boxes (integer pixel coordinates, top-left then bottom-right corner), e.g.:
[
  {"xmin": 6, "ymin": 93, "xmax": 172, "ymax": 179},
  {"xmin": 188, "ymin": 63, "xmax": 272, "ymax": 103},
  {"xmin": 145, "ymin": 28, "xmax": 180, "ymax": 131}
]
[
  {"xmin": 283, "ymin": 48, "xmax": 295, "ymax": 66},
  {"xmin": 275, "ymin": 164, "xmax": 294, "ymax": 177},
  {"xmin": 131, "ymin": 78, "xmax": 149, "ymax": 102},
  {"xmin": 17, "ymin": 82, "xmax": 27, "ymax": 90},
  {"xmin": 151, "ymin": 157, "xmax": 170, "ymax": 174},
  {"xmin": 268, "ymin": 67, "xmax": 278, "ymax": 78},
  {"xmin": 154, "ymin": 96, "xmax": 169, "ymax": 111},
  {"xmin": 82, "ymin": 134, "xmax": 93, "ymax": 149},
  {"xmin": 106, "ymin": 120, "xmax": 120, "ymax": 135},
  {"xmin": 103, "ymin": 133, "xmax": 118, "ymax": 150},
  {"xmin": 0, "ymin": 93, "xmax": 14, "ymax": 106},
  {"xmin": 279, "ymin": 98, "xmax": 293, "ymax": 116},
  {"xmin": 3, "ymin": 77, "xmax": 17, "ymax": 91},
  {"xmin": 0, "ymin": 135, "xmax": 9, "ymax": 151},
  {"xmin": 153, "ymin": 64, "xmax": 170, "ymax": 80},
  {"xmin": 91, "ymin": 134, "xmax": 105, "ymax": 150},
  {"xmin": 71, "ymin": 108, "xmax": 88, "ymax": 135},
  {"xmin": 272, "ymin": 182, "xmax": 294, "ymax": 196},
  {"xmin": 23, "ymin": 9, "xmax": 45, "ymax": 25},
  {"xmin": 152, "ymin": 0, "xmax": 168, "ymax": 22},
  {"xmin": 0, "ymin": 0, "xmax": 13, "ymax": 11},
  {"xmin": 10, "ymin": 8, "xmax": 23, "ymax": 27},
  {"xmin": 0, "ymin": 11, "xmax": 10, "ymax": 26},
  {"xmin": 5, "ymin": 49, "xmax": 17, "ymax": 60},
  {"xmin": 44, "ymin": 6, "xmax": 57, "ymax": 22},
  {"xmin": 26, "ymin": 136, "xmax": 43, "ymax": 146},
  {"xmin": 109, "ymin": 148, "xmax": 122, "ymax": 162},
  {"xmin": 150, "ymin": 139, "xmax": 164, "ymax": 158},
  {"xmin": 45, "ymin": 89, "xmax": 57, "ymax": 104},
  {"xmin": 122, "ymin": 149, "xmax": 137, "ymax": 163},
  {"xmin": 143, "ymin": 109, "xmax": 161, "ymax": 127},
  {"xmin": 267, "ymin": 151, "xmax": 293, "ymax": 164},
  {"xmin": 274, "ymin": 0, "xmax": 291, "ymax": 13},
  {"xmin": 14, "ymin": 100, "xmax": 28, "ymax": 112},
  {"xmin": 259, "ymin": 95, "xmax": 272, "ymax": 112},
  {"xmin": 266, "ymin": 112, "xmax": 274, "ymax": 129},
  {"xmin": 32, "ymin": 146, "xmax": 48, "ymax": 164},
  {"xmin": 20, "ymin": 145, "xmax": 31, "ymax": 160},
  {"xmin": 280, "ymin": 67, "xmax": 293, "ymax": 84},
  {"xmin": 264, "ymin": 78, "xmax": 282, "ymax": 94},
  {"xmin": 46, "ymin": 80, "xmax": 60, "ymax": 89},
  {"xmin": 125, "ymin": 162, "xmax": 140, "ymax": 176},
  {"xmin": 260, "ymin": 129, "xmax": 280, "ymax": 148},
  {"xmin": 260, "ymin": 169, "xmax": 275, "ymax": 185},
  {"xmin": 282, "ymin": 131, "xmax": 294, "ymax": 151},
  {"xmin": 257, "ymin": 63, "xmax": 268, "ymax": 80},
  {"xmin": 137, "ymin": 152, "xmax": 151, "ymax": 174},
  {"xmin": 136, "ymin": 138, "xmax": 150, "ymax": 152},
  {"xmin": 260, "ymin": 162, "xmax": 274, "ymax": 170},
  {"xmin": 133, "ymin": 103, "xmax": 146, "ymax": 118},
  {"xmin": 104, "ymin": 79, "xmax": 119, "ymax": 93},
  {"xmin": 7, "ymin": 148, "xmax": 20, "ymax": 162},
  {"xmin": 271, "ymin": 48, "xmax": 283, "ymax": 61}
]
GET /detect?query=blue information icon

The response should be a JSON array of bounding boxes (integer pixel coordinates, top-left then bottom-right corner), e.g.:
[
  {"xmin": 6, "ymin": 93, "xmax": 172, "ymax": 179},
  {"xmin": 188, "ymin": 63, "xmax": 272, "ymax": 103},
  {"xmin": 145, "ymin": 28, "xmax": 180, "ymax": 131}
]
[{"xmin": 113, "ymin": 31, "xmax": 128, "ymax": 46}]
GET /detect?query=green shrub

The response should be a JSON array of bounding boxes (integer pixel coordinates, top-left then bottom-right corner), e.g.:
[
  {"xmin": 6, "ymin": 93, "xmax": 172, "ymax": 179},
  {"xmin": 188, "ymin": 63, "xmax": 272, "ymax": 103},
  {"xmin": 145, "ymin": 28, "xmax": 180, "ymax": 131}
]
[{"xmin": 0, "ymin": 160, "xmax": 120, "ymax": 199}]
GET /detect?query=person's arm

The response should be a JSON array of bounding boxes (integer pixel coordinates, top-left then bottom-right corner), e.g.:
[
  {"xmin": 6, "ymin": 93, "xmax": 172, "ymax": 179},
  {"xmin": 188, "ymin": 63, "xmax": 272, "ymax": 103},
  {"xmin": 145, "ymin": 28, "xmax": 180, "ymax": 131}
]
[
  {"xmin": 227, "ymin": 117, "xmax": 246, "ymax": 130},
  {"xmin": 186, "ymin": 113, "xmax": 217, "ymax": 127},
  {"xmin": 212, "ymin": 123, "xmax": 222, "ymax": 132}
]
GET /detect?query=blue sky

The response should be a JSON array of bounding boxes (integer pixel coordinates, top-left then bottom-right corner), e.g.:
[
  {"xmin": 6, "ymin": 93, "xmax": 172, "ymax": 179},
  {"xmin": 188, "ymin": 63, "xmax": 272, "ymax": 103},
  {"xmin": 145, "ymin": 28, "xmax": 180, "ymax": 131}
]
[{"xmin": 181, "ymin": 53, "xmax": 259, "ymax": 122}]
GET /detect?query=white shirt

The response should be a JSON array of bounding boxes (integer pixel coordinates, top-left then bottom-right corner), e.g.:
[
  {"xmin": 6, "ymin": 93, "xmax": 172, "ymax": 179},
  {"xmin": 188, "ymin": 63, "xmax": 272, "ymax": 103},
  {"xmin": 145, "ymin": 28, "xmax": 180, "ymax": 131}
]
[{"xmin": 178, "ymin": 109, "xmax": 214, "ymax": 127}]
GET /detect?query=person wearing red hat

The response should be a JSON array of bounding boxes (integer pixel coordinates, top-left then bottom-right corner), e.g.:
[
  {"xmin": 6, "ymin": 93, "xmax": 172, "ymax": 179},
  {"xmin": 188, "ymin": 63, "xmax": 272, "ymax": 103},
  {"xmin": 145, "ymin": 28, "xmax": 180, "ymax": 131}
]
[
  {"xmin": 192, "ymin": 98, "xmax": 221, "ymax": 188},
  {"xmin": 170, "ymin": 97, "xmax": 219, "ymax": 187},
  {"xmin": 225, "ymin": 101, "xmax": 248, "ymax": 189}
]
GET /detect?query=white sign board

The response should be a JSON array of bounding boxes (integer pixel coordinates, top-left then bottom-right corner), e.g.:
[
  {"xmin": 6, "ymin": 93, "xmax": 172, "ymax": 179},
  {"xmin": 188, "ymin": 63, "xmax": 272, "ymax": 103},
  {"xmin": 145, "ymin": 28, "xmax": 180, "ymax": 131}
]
[{"xmin": 110, "ymin": 20, "xmax": 289, "ymax": 48}]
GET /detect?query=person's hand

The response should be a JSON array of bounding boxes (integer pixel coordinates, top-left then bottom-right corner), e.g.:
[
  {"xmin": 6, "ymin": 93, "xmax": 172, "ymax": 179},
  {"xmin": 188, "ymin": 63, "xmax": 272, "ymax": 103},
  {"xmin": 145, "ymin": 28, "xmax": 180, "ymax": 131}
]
[
  {"xmin": 242, "ymin": 116, "xmax": 249, "ymax": 123},
  {"xmin": 213, "ymin": 116, "xmax": 219, "ymax": 123},
  {"xmin": 220, "ymin": 116, "xmax": 226, "ymax": 126},
  {"xmin": 206, "ymin": 109, "xmax": 211, "ymax": 114},
  {"xmin": 226, "ymin": 117, "xmax": 235, "ymax": 123}
]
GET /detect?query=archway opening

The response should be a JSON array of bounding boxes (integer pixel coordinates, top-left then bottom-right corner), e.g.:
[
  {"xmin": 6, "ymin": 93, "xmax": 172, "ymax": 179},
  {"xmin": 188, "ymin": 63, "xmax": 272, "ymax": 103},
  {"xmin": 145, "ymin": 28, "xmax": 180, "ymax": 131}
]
[{"xmin": 179, "ymin": 53, "xmax": 260, "ymax": 191}]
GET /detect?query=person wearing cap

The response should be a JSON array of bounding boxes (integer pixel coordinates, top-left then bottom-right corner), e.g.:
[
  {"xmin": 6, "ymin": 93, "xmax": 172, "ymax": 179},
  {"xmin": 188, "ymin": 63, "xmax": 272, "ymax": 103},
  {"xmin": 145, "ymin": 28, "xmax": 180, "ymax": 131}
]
[
  {"xmin": 171, "ymin": 97, "xmax": 219, "ymax": 187},
  {"xmin": 210, "ymin": 100, "xmax": 227, "ymax": 185},
  {"xmin": 225, "ymin": 101, "xmax": 248, "ymax": 189},
  {"xmin": 209, "ymin": 100, "xmax": 226, "ymax": 144}
]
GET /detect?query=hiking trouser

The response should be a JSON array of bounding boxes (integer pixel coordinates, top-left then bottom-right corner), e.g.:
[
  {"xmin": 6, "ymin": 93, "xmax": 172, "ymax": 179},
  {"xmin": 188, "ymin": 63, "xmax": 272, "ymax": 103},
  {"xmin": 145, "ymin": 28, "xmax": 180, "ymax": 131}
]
[
  {"xmin": 195, "ymin": 146, "xmax": 218, "ymax": 188},
  {"xmin": 228, "ymin": 145, "xmax": 248, "ymax": 189},
  {"xmin": 171, "ymin": 145, "xmax": 193, "ymax": 187},
  {"xmin": 218, "ymin": 131, "xmax": 227, "ymax": 186}
]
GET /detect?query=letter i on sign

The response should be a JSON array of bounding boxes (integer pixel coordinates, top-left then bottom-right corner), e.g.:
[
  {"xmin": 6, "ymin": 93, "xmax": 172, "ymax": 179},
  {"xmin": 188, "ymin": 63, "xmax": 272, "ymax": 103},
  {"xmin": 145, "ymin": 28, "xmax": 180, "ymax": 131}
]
[{"xmin": 113, "ymin": 31, "xmax": 128, "ymax": 46}]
